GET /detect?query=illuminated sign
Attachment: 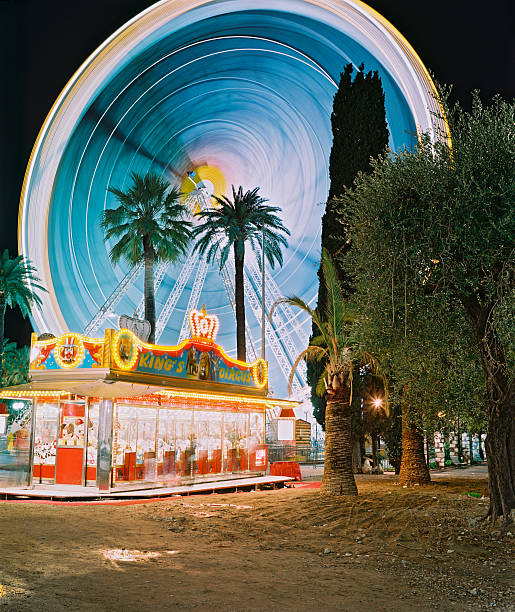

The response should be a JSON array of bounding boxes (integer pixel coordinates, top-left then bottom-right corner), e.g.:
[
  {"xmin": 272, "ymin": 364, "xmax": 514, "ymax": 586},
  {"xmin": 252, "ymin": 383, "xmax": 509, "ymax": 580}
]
[
  {"xmin": 189, "ymin": 306, "xmax": 219, "ymax": 343},
  {"xmin": 29, "ymin": 309, "xmax": 268, "ymax": 393},
  {"xmin": 112, "ymin": 328, "xmax": 268, "ymax": 391},
  {"xmin": 30, "ymin": 333, "xmax": 105, "ymax": 370}
]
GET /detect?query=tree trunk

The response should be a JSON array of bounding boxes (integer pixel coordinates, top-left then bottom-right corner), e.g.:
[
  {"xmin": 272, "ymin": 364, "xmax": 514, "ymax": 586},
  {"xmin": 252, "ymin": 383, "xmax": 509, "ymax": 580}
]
[
  {"xmin": 371, "ymin": 432, "xmax": 379, "ymax": 471},
  {"xmin": 0, "ymin": 298, "xmax": 5, "ymax": 387},
  {"xmin": 321, "ymin": 383, "xmax": 358, "ymax": 496},
  {"xmin": 143, "ymin": 238, "xmax": 156, "ymax": 344},
  {"xmin": 457, "ymin": 417, "xmax": 463, "ymax": 463},
  {"xmin": 478, "ymin": 429, "xmax": 485, "ymax": 461},
  {"xmin": 352, "ymin": 440, "xmax": 362, "ymax": 473},
  {"xmin": 398, "ymin": 402, "xmax": 431, "ymax": 486},
  {"xmin": 233, "ymin": 245, "xmax": 246, "ymax": 362},
  {"xmin": 461, "ymin": 293, "xmax": 515, "ymax": 524}
]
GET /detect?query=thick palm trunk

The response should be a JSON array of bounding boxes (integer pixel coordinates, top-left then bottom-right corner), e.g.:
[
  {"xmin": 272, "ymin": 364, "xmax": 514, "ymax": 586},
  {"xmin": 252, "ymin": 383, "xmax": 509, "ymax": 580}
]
[
  {"xmin": 351, "ymin": 373, "xmax": 363, "ymax": 473},
  {"xmin": 398, "ymin": 405, "xmax": 431, "ymax": 486},
  {"xmin": 143, "ymin": 238, "xmax": 156, "ymax": 344},
  {"xmin": 461, "ymin": 294, "xmax": 515, "ymax": 524},
  {"xmin": 321, "ymin": 383, "xmax": 358, "ymax": 496},
  {"xmin": 0, "ymin": 299, "xmax": 5, "ymax": 387},
  {"xmin": 233, "ymin": 246, "xmax": 246, "ymax": 362}
]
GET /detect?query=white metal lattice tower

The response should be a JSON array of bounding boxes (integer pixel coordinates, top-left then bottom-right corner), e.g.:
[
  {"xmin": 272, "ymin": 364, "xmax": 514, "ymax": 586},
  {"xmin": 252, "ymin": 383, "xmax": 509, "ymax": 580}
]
[
  {"xmin": 154, "ymin": 255, "xmax": 197, "ymax": 341},
  {"xmin": 83, "ymin": 262, "xmax": 143, "ymax": 335},
  {"xmin": 177, "ymin": 258, "xmax": 209, "ymax": 343}
]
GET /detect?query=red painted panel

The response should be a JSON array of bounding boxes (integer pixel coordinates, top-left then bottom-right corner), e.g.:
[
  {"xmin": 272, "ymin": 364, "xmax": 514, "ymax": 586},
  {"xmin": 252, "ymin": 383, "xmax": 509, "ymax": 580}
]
[
  {"xmin": 212, "ymin": 449, "xmax": 222, "ymax": 473},
  {"xmin": 270, "ymin": 460, "xmax": 302, "ymax": 481},
  {"xmin": 62, "ymin": 403, "xmax": 84, "ymax": 417},
  {"xmin": 163, "ymin": 450, "xmax": 175, "ymax": 476},
  {"xmin": 123, "ymin": 451, "xmax": 136, "ymax": 481},
  {"xmin": 197, "ymin": 450, "xmax": 208, "ymax": 474},
  {"xmin": 55, "ymin": 447, "xmax": 84, "ymax": 485},
  {"xmin": 33, "ymin": 464, "xmax": 56, "ymax": 479}
]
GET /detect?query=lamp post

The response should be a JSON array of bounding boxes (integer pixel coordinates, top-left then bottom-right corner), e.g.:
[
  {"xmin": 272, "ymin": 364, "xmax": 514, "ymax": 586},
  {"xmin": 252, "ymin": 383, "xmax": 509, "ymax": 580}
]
[{"xmin": 261, "ymin": 223, "xmax": 265, "ymax": 361}]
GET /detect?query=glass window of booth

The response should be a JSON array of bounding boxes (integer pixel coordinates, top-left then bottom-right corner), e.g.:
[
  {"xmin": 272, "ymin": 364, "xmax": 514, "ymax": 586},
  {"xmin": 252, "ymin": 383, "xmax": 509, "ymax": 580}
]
[
  {"xmin": 0, "ymin": 398, "xmax": 33, "ymax": 488},
  {"xmin": 111, "ymin": 401, "xmax": 266, "ymax": 487},
  {"xmin": 113, "ymin": 404, "xmax": 158, "ymax": 483},
  {"xmin": 86, "ymin": 402, "xmax": 99, "ymax": 482},
  {"xmin": 33, "ymin": 400, "xmax": 59, "ymax": 481}
]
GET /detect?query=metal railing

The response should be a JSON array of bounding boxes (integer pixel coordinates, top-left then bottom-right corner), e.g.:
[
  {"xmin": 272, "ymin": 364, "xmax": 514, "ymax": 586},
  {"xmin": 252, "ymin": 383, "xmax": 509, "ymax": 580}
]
[{"xmin": 267, "ymin": 444, "xmax": 325, "ymax": 465}]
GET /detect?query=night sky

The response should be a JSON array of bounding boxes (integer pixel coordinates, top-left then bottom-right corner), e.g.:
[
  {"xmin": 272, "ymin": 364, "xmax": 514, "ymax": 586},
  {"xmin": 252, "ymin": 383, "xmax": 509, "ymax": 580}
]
[{"xmin": 1, "ymin": 0, "xmax": 513, "ymax": 345}]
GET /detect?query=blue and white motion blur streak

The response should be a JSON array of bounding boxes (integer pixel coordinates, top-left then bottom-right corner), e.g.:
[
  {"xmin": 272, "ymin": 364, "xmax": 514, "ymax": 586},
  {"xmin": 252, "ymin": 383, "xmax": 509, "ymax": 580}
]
[{"xmin": 19, "ymin": 0, "xmax": 445, "ymax": 397}]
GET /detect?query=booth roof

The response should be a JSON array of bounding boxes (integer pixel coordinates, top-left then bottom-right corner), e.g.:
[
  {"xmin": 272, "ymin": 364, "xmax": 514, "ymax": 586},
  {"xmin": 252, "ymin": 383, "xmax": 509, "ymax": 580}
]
[
  {"xmin": 0, "ymin": 379, "xmax": 301, "ymax": 407},
  {"xmin": 0, "ymin": 379, "xmax": 162, "ymax": 399}
]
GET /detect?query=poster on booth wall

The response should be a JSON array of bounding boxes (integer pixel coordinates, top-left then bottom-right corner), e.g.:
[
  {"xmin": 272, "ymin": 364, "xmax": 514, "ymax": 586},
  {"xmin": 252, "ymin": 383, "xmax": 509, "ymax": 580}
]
[
  {"xmin": 255, "ymin": 448, "xmax": 267, "ymax": 468},
  {"xmin": 58, "ymin": 404, "xmax": 85, "ymax": 447}
]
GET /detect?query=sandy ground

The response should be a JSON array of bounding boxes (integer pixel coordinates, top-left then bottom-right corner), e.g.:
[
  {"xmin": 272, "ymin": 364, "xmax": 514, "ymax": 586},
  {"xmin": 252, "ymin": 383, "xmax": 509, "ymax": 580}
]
[{"xmin": 0, "ymin": 467, "xmax": 513, "ymax": 611}]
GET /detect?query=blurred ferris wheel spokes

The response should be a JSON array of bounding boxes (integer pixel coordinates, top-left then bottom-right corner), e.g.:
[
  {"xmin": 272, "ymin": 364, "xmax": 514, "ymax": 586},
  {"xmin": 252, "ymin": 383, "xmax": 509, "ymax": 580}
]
[{"xmin": 83, "ymin": 167, "xmax": 310, "ymax": 397}]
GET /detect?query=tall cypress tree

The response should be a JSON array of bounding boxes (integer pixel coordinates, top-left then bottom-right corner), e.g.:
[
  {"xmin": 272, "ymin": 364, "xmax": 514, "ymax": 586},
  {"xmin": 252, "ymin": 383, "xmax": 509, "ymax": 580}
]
[{"xmin": 308, "ymin": 63, "xmax": 388, "ymax": 427}]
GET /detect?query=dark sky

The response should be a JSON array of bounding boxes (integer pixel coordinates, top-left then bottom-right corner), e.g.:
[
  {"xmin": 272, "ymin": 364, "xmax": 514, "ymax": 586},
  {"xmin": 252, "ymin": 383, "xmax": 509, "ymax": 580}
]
[{"xmin": 1, "ymin": 0, "xmax": 513, "ymax": 345}]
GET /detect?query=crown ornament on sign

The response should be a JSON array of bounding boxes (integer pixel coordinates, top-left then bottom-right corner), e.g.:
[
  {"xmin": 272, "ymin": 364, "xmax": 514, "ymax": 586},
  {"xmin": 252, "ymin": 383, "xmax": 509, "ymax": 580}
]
[{"xmin": 189, "ymin": 305, "xmax": 219, "ymax": 343}]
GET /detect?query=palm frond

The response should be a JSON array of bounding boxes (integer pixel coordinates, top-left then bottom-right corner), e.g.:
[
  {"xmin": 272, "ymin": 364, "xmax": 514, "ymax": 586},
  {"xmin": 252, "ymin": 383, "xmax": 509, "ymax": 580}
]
[
  {"xmin": 102, "ymin": 172, "xmax": 192, "ymax": 269},
  {"xmin": 287, "ymin": 348, "xmax": 309, "ymax": 396},
  {"xmin": 315, "ymin": 369, "xmax": 329, "ymax": 397}
]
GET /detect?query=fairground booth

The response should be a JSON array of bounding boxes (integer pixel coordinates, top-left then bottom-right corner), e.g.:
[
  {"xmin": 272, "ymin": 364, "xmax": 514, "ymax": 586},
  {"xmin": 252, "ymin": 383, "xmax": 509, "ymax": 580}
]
[{"xmin": 0, "ymin": 308, "xmax": 297, "ymax": 491}]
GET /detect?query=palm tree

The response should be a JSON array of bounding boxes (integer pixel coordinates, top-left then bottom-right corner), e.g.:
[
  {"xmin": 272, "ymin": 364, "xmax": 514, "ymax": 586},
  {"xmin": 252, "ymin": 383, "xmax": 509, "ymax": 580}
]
[
  {"xmin": 192, "ymin": 186, "xmax": 289, "ymax": 361},
  {"xmin": 271, "ymin": 249, "xmax": 362, "ymax": 495},
  {"xmin": 101, "ymin": 171, "xmax": 192, "ymax": 343},
  {"xmin": 1, "ymin": 340, "xmax": 30, "ymax": 387},
  {"xmin": 0, "ymin": 250, "xmax": 46, "ymax": 386}
]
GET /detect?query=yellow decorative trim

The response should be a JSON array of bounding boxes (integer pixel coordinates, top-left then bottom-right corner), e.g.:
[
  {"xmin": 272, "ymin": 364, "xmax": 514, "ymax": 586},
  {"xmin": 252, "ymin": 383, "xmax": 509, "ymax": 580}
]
[
  {"xmin": 112, "ymin": 329, "xmax": 139, "ymax": 370},
  {"xmin": 158, "ymin": 388, "xmax": 273, "ymax": 407},
  {"xmin": 54, "ymin": 334, "xmax": 85, "ymax": 369},
  {"xmin": 33, "ymin": 332, "xmax": 105, "ymax": 347},
  {"xmin": 0, "ymin": 391, "xmax": 69, "ymax": 398},
  {"xmin": 251, "ymin": 359, "xmax": 268, "ymax": 389},
  {"xmin": 110, "ymin": 327, "xmax": 267, "ymax": 371}
]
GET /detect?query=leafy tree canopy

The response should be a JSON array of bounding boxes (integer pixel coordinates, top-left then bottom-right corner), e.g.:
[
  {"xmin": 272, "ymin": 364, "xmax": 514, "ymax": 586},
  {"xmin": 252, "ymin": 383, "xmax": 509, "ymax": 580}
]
[{"xmin": 340, "ymin": 90, "xmax": 514, "ymax": 521}]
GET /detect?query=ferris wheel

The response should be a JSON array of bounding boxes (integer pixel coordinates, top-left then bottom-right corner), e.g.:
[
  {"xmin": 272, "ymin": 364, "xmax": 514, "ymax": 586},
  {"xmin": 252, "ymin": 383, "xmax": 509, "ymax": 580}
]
[{"xmin": 18, "ymin": 0, "xmax": 445, "ymax": 405}]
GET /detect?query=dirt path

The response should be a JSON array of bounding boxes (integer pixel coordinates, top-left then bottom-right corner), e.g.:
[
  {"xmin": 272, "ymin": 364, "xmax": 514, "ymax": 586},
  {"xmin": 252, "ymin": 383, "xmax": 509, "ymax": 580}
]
[{"xmin": 0, "ymin": 470, "xmax": 512, "ymax": 611}]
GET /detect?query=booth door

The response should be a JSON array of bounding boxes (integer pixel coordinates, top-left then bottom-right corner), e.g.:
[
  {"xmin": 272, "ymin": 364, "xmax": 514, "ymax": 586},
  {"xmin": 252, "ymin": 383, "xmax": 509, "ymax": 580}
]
[{"xmin": 55, "ymin": 402, "xmax": 86, "ymax": 485}]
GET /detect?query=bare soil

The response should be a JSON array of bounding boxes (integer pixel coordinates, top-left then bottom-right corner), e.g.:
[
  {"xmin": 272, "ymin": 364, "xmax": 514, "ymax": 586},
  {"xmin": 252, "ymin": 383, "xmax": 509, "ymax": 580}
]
[{"xmin": 0, "ymin": 468, "xmax": 513, "ymax": 611}]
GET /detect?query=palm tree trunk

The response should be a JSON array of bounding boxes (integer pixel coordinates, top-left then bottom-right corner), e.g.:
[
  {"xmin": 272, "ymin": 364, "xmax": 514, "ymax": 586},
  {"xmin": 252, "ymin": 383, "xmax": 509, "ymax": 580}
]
[
  {"xmin": 321, "ymin": 384, "xmax": 358, "ymax": 495},
  {"xmin": 233, "ymin": 245, "xmax": 246, "ymax": 362},
  {"xmin": 398, "ymin": 396, "xmax": 431, "ymax": 486},
  {"xmin": 0, "ymin": 298, "xmax": 5, "ymax": 387},
  {"xmin": 143, "ymin": 237, "xmax": 156, "ymax": 344},
  {"xmin": 351, "ymin": 373, "xmax": 363, "ymax": 473}
]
